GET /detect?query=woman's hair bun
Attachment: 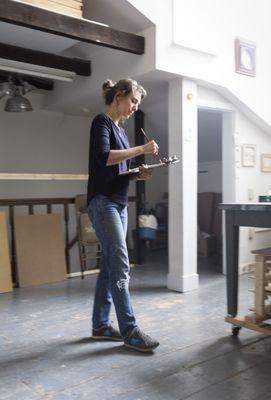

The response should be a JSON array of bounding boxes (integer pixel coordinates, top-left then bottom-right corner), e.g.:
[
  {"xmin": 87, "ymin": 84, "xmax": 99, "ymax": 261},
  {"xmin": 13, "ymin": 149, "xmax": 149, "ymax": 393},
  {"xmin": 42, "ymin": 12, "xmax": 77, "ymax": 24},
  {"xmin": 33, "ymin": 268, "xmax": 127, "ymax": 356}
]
[
  {"xmin": 102, "ymin": 78, "xmax": 146, "ymax": 106},
  {"xmin": 102, "ymin": 79, "xmax": 115, "ymax": 92}
]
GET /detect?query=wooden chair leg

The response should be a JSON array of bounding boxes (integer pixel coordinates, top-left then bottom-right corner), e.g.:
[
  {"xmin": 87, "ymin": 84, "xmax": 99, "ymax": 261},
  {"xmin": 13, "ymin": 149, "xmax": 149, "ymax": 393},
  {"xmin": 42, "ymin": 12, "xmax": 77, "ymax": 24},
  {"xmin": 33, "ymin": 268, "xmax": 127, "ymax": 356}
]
[
  {"xmin": 254, "ymin": 255, "xmax": 266, "ymax": 317},
  {"xmin": 78, "ymin": 244, "xmax": 85, "ymax": 279}
]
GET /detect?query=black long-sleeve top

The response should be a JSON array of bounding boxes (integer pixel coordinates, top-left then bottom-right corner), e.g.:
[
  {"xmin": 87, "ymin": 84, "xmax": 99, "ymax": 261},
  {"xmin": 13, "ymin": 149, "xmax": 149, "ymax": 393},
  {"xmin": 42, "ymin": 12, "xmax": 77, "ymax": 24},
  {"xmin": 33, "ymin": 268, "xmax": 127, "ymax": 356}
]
[{"xmin": 87, "ymin": 113, "xmax": 131, "ymax": 206}]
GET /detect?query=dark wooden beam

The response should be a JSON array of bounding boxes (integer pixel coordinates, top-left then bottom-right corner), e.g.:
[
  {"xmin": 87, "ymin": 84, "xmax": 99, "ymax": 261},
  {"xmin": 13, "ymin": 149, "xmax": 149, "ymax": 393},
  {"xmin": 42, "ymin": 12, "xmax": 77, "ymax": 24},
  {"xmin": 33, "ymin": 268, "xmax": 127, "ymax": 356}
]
[
  {"xmin": 0, "ymin": 0, "xmax": 145, "ymax": 55},
  {"xmin": 0, "ymin": 42, "xmax": 91, "ymax": 76}
]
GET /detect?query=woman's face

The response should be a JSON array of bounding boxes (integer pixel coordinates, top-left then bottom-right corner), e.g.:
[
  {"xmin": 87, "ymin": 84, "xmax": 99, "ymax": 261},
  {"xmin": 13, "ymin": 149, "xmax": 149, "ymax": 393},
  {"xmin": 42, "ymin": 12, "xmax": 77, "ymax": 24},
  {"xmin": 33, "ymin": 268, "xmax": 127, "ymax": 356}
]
[{"xmin": 117, "ymin": 90, "xmax": 142, "ymax": 120}]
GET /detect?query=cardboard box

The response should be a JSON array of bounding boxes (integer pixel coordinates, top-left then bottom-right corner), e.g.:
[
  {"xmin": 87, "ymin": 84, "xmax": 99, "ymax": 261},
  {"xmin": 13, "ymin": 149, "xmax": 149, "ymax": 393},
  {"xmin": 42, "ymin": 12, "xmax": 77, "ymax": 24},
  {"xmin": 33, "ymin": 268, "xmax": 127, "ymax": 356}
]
[
  {"xmin": 0, "ymin": 212, "xmax": 13, "ymax": 293},
  {"xmin": 198, "ymin": 235, "xmax": 216, "ymax": 257}
]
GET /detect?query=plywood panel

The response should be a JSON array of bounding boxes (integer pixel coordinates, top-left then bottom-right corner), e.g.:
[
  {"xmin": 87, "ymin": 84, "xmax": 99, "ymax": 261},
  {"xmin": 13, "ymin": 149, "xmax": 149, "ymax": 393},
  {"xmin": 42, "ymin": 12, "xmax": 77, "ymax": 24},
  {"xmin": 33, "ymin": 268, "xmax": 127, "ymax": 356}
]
[
  {"xmin": 0, "ymin": 212, "xmax": 13, "ymax": 293},
  {"xmin": 19, "ymin": 0, "xmax": 83, "ymax": 9},
  {"xmin": 17, "ymin": 0, "xmax": 83, "ymax": 18},
  {"xmin": 47, "ymin": 0, "xmax": 82, "ymax": 10},
  {"xmin": 14, "ymin": 214, "xmax": 66, "ymax": 288}
]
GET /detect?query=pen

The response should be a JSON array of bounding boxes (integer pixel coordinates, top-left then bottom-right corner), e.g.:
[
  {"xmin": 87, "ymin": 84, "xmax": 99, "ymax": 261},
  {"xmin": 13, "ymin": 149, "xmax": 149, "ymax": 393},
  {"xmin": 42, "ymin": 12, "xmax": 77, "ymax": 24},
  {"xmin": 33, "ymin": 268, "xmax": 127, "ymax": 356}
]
[{"xmin": 140, "ymin": 128, "xmax": 162, "ymax": 164}]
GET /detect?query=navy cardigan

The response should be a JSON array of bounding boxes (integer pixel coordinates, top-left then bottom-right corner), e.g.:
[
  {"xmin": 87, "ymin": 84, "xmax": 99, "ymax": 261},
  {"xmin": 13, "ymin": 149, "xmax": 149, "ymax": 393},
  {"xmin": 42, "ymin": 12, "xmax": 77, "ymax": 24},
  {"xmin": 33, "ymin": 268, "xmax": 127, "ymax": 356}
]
[{"xmin": 87, "ymin": 113, "xmax": 131, "ymax": 206}]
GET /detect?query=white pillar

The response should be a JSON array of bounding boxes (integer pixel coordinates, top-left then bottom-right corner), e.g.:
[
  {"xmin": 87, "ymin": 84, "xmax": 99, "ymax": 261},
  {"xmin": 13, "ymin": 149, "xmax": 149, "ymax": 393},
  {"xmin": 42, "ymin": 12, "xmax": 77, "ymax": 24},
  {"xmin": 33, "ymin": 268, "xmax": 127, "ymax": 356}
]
[{"xmin": 167, "ymin": 78, "xmax": 199, "ymax": 292}]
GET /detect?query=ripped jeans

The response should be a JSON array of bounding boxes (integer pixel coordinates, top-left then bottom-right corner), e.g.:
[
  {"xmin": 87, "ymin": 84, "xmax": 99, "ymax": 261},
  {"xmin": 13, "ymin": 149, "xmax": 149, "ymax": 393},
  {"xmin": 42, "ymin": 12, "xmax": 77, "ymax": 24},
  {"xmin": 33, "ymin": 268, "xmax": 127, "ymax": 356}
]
[{"xmin": 87, "ymin": 195, "xmax": 137, "ymax": 337}]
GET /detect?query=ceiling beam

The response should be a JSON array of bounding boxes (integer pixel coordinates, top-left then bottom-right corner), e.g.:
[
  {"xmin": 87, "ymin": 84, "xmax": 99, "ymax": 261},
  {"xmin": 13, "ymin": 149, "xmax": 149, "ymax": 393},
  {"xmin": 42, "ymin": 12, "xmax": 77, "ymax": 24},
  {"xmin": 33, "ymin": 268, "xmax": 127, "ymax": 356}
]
[
  {"xmin": 0, "ymin": 42, "xmax": 91, "ymax": 76},
  {"xmin": 0, "ymin": 0, "xmax": 145, "ymax": 55}
]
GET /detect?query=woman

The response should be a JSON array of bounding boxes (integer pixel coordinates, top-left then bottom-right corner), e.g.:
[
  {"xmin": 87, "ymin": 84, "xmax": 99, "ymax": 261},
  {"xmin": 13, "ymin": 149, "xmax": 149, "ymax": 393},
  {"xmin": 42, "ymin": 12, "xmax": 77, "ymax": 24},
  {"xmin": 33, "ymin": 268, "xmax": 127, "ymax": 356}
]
[{"xmin": 87, "ymin": 78, "xmax": 159, "ymax": 352}]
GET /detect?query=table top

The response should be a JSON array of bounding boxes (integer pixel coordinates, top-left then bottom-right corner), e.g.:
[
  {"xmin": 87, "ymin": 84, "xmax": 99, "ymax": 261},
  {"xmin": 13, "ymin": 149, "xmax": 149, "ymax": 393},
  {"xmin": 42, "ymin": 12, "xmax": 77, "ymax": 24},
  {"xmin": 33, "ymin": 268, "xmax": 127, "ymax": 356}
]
[{"xmin": 219, "ymin": 203, "xmax": 271, "ymax": 211}]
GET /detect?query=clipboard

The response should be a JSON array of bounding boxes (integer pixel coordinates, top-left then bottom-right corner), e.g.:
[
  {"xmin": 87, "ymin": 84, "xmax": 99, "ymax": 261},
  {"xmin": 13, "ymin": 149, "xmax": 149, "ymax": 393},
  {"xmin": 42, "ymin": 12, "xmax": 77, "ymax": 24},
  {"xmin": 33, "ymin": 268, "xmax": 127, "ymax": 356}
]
[{"xmin": 119, "ymin": 156, "xmax": 180, "ymax": 176}]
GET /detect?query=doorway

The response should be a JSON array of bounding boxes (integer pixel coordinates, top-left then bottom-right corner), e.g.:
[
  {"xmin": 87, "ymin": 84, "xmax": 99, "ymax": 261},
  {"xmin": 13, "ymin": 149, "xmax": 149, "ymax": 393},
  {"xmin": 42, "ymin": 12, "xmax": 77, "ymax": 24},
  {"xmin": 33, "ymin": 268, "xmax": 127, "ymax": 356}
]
[{"xmin": 197, "ymin": 108, "xmax": 223, "ymax": 275}]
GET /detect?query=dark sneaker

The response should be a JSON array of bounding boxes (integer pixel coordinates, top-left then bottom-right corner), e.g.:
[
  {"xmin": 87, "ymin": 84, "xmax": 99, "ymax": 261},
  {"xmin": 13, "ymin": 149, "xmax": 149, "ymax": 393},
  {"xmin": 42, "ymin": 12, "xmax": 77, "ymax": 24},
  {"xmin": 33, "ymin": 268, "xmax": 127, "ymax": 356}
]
[
  {"xmin": 124, "ymin": 327, "xmax": 159, "ymax": 352},
  {"xmin": 92, "ymin": 325, "xmax": 123, "ymax": 341}
]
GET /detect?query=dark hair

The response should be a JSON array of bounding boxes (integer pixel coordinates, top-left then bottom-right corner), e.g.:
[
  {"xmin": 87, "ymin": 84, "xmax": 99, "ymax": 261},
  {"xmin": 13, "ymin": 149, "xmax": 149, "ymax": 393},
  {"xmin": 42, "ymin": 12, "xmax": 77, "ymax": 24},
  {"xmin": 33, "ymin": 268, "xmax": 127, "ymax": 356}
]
[{"xmin": 102, "ymin": 78, "xmax": 147, "ymax": 105}]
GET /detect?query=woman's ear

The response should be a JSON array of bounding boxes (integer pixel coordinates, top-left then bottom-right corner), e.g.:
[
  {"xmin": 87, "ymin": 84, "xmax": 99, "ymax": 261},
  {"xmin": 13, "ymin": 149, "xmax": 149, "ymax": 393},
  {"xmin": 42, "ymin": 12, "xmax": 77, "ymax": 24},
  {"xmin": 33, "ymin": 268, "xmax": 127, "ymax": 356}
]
[
  {"xmin": 115, "ymin": 90, "xmax": 125, "ymax": 103},
  {"xmin": 114, "ymin": 91, "xmax": 121, "ymax": 105}
]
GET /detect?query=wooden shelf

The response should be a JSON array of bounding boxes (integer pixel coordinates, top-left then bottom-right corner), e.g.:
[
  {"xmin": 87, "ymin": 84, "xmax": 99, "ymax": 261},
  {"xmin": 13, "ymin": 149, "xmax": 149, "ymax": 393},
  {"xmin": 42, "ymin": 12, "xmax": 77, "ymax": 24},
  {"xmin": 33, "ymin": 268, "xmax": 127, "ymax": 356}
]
[{"xmin": 15, "ymin": 0, "xmax": 83, "ymax": 18}]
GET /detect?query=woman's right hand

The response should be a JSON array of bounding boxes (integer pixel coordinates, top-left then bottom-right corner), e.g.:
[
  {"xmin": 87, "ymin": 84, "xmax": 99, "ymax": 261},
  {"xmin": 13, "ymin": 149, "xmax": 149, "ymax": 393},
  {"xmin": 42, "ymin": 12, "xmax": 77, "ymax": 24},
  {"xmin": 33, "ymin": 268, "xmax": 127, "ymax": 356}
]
[{"xmin": 142, "ymin": 140, "xmax": 159, "ymax": 155}]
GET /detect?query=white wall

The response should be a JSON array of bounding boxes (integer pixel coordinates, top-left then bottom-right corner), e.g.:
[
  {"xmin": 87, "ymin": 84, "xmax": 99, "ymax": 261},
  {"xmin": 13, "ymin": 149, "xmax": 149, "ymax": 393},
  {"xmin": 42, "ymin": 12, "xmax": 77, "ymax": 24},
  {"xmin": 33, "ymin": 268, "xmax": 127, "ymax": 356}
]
[
  {"xmin": 0, "ymin": 97, "xmax": 90, "ymax": 176},
  {"xmin": 128, "ymin": 0, "xmax": 271, "ymax": 129},
  {"xmin": 235, "ymin": 113, "xmax": 271, "ymax": 203},
  {"xmin": 0, "ymin": 97, "xmax": 91, "ymax": 272},
  {"xmin": 197, "ymin": 85, "xmax": 271, "ymax": 272},
  {"xmin": 235, "ymin": 111, "xmax": 271, "ymax": 268}
]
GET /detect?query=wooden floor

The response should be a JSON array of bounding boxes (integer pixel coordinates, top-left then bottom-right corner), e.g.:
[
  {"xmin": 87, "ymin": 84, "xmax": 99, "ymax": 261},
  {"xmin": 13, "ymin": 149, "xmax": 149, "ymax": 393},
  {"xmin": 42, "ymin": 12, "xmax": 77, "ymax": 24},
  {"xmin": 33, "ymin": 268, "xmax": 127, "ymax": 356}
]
[{"xmin": 1, "ymin": 251, "xmax": 271, "ymax": 400}]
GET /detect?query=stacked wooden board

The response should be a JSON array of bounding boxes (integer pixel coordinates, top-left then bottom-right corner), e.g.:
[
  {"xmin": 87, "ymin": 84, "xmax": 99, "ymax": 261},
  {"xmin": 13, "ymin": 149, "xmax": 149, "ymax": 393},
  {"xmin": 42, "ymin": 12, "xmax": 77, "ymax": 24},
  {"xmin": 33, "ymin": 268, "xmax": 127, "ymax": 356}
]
[
  {"xmin": 15, "ymin": 0, "xmax": 83, "ymax": 18},
  {"xmin": 0, "ymin": 212, "xmax": 13, "ymax": 293},
  {"xmin": 14, "ymin": 214, "xmax": 67, "ymax": 288}
]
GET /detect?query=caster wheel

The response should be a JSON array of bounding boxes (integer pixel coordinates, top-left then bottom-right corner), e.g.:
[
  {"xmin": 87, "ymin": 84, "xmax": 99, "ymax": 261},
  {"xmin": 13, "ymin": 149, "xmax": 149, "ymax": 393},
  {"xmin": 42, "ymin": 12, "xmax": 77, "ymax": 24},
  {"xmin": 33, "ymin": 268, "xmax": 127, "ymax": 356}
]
[{"xmin": 232, "ymin": 325, "xmax": 241, "ymax": 336}]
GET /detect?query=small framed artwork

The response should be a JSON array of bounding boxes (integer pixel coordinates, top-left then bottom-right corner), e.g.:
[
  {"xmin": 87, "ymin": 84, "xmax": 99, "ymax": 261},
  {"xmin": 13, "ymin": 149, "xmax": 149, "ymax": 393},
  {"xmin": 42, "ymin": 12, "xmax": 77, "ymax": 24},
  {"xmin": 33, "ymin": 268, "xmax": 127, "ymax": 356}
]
[
  {"xmin": 235, "ymin": 37, "xmax": 256, "ymax": 77},
  {"xmin": 242, "ymin": 144, "xmax": 256, "ymax": 167},
  {"xmin": 261, "ymin": 154, "xmax": 271, "ymax": 172}
]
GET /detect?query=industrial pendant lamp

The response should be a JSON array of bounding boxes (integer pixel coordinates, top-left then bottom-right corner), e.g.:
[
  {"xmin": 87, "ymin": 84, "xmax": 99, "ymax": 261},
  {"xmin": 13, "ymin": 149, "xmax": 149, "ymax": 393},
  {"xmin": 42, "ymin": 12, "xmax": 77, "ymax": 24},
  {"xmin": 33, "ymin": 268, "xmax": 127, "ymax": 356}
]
[{"xmin": 4, "ymin": 87, "xmax": 33, "ymax": 112}]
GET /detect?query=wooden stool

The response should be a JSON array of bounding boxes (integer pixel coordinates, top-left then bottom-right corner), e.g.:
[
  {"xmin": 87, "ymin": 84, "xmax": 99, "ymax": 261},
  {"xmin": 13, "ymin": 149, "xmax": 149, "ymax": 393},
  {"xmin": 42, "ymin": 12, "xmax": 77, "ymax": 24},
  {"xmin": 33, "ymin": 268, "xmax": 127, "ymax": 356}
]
[
  {"xmin": 225, "ymin": 247, "xmax": 271, "ymax": 335},
  {"xmin": 250, "ymin": 247, "xmax": 271, "ymax": 320}
]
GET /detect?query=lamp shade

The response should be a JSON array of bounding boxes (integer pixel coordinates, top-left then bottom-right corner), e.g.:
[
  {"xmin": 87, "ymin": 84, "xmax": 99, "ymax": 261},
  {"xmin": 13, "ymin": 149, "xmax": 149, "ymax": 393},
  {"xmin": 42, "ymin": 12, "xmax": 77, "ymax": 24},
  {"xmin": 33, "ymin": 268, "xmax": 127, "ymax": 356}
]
[{"xmin": 4, "ymin": 88, "xmax": 32, "ymax": 112}]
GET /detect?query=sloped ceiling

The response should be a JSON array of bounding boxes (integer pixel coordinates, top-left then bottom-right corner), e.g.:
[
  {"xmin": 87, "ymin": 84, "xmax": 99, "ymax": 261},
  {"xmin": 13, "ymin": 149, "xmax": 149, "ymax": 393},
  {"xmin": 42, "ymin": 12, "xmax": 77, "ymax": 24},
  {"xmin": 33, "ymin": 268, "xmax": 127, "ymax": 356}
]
[
  {"xmin": 0, "ymin": 21, "xmax": 79, "ymax": 53},
  {"xmin": 84, "ymin": 0, "xmax": 153, "ymax": 33}
]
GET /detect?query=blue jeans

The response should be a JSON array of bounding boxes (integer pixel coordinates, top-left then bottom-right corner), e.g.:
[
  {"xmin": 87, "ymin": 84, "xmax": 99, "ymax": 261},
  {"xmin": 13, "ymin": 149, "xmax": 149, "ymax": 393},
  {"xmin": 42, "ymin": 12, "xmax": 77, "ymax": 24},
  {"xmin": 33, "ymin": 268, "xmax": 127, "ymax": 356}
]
[{"xmin": 87, "ymin": 195, "xmax": 137, "ymax": 337}]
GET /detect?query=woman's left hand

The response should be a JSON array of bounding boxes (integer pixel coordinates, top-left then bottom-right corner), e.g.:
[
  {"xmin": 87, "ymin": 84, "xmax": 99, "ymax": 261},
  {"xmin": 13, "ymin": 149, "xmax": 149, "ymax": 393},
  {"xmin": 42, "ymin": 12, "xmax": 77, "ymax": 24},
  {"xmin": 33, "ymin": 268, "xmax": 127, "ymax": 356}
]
[{"xmin": 138, "ymin": 164, "xmax": 153, "ymax": 180}]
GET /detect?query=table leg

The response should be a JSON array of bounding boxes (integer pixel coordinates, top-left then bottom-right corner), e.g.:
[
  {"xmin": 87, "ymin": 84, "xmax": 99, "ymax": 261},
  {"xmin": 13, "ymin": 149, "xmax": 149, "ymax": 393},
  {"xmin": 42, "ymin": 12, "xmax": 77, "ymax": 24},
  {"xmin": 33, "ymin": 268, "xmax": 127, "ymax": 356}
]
[{"xmin": 225, "ymin": 211, "xmax": 239, "ymax": 317}]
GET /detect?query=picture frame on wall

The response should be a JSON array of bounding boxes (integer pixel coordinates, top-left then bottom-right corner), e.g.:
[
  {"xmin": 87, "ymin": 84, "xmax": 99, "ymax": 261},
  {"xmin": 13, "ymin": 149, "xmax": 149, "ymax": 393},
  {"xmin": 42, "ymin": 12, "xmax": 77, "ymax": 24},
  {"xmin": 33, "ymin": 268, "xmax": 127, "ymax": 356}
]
[
  {"xmin": 241, "ymin": 144, "xmax": 256, "ymax": 167},
  {"xmin": 235, "ymin": 37, "xmax": 256, "ymax": 77},
  {"xmin": 261, "ymin": 154, "xmax": 271, "ymax": 172}
]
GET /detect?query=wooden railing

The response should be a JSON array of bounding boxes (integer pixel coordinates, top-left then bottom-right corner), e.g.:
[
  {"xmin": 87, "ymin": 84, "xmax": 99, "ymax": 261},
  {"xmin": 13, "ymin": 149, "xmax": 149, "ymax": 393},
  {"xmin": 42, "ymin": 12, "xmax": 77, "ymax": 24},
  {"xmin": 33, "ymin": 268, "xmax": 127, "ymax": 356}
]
[
  {"xmin": 0, "ymin": 196, "xmax": 139, "ymax": 285},
  {"xmin": 0, "ymin": 197, "xmax": 76, "ymax": 283}
]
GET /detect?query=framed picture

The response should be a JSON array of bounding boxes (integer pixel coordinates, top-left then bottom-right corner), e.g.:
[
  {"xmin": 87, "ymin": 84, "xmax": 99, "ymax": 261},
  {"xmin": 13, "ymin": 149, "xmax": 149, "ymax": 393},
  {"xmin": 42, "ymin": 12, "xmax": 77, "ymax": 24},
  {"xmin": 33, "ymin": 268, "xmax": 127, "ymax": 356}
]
[
  {"xmin": 242, "ymin": 144, "xmax": 256, "ymax": 167},
  {"xmin": 235, "ymin": 37, "xmax": 256, "ymax": 77},
  {"xmin": 261, "ymin": 154, "xmax": 271, "ymax": 172}
]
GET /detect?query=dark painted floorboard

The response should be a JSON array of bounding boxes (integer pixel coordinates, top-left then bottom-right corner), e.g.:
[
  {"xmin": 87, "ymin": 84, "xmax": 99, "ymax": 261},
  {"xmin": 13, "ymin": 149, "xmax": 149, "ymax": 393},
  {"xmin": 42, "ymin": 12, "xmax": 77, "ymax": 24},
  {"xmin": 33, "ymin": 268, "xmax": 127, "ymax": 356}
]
[{"xmin": 0, "ymin": 251, "xmax": 270, "ymax": 400}]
